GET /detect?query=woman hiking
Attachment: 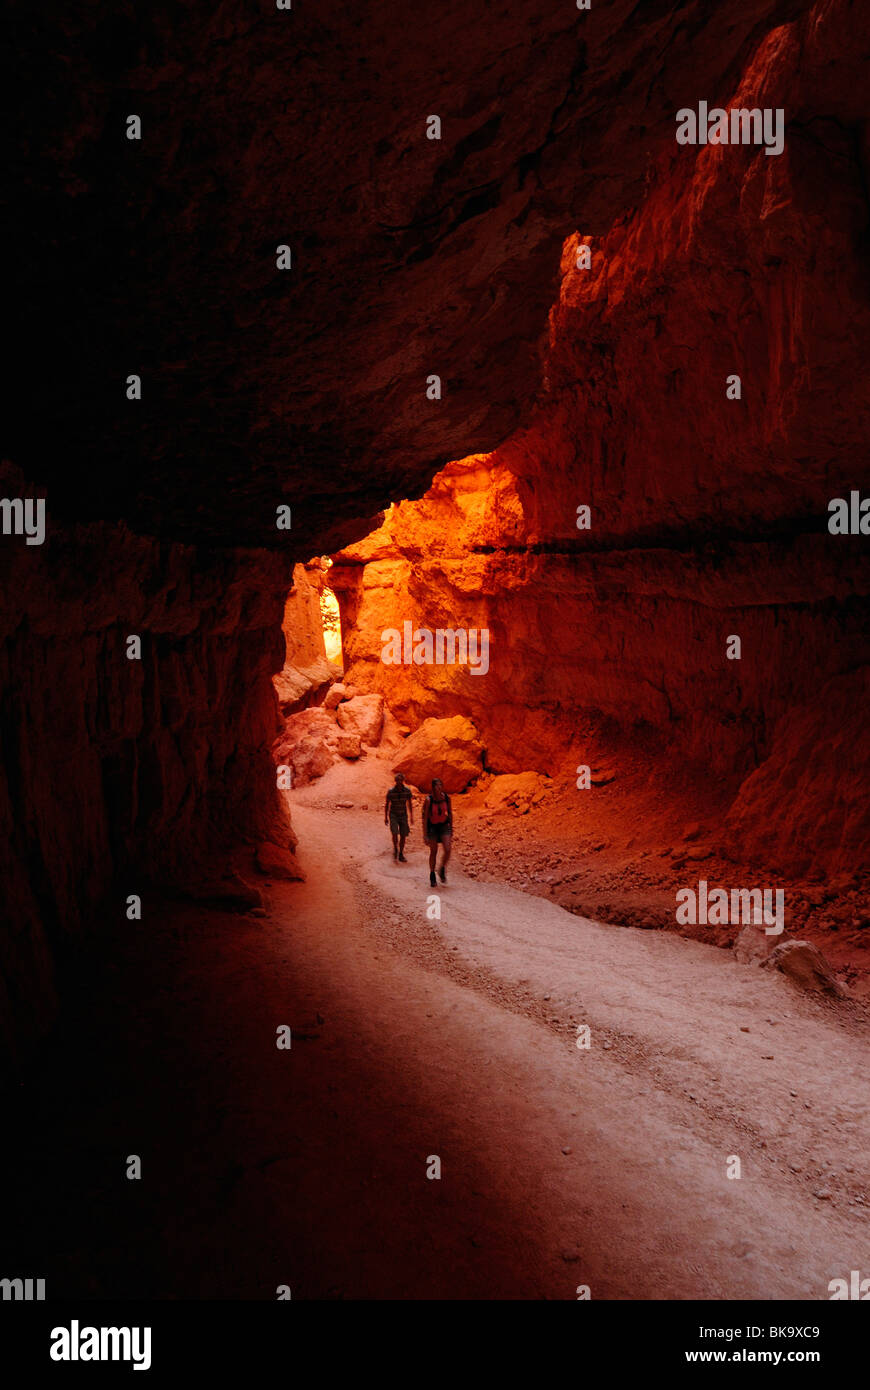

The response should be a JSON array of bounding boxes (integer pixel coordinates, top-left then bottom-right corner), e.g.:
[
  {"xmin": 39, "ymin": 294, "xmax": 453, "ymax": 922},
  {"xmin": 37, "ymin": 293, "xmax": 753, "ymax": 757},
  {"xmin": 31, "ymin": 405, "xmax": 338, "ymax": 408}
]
[{"xmin": 423, "ymin": 777, "xmax": 453, "ymax": 887}]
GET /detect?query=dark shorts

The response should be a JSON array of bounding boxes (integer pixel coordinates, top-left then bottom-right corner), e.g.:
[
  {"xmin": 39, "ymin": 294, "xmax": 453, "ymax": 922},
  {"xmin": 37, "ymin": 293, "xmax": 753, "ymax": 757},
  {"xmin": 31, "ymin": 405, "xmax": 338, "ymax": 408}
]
[
  {"xmin": 426, "ymin": 822, "xmax": 451, "ymax": 842},
  {"xmin": 389, "ymin": 814, "xmax": 409, "ymax": 836}
]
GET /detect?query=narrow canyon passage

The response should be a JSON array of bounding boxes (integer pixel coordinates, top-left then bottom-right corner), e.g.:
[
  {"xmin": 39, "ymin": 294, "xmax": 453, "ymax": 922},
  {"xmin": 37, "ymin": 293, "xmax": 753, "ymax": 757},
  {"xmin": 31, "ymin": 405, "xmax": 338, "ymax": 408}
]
[
  {"xmin": 8, "ymin": 752, "xmax": 866, "ymax": 1301},
  {"xmin": 5, "ymin": 0, "xmax": 870, "ymax": 1330}
]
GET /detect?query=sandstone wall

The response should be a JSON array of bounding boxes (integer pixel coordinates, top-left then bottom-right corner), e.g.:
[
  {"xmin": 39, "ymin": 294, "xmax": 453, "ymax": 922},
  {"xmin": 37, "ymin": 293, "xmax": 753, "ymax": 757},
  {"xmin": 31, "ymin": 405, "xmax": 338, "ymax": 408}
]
[
  {"xmin": 0, "ymin": 478, "xmax": 292, "ymax": 1067},
  {"xmin": 332, "ymin": 3, "xmax": 870, "ymax": 878},
  {"xmin": 272, "ymin": 561, "xmax": 339, "ymax": 713}
]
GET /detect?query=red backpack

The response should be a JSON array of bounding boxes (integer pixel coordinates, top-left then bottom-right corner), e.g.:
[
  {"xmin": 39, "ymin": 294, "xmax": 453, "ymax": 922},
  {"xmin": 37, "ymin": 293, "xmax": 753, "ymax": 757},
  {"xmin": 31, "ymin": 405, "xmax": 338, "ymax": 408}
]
[{"xmin": 428, "ymin": 796, "xmax": 449, "ymax": 824}]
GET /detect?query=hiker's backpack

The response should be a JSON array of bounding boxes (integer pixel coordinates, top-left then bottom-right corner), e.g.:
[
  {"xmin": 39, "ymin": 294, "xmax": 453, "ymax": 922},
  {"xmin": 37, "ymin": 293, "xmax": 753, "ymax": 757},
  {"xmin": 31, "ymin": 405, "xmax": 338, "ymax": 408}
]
[{"xmin": 428, "ymin": 797, "xmax": 449, "ymax": 824}]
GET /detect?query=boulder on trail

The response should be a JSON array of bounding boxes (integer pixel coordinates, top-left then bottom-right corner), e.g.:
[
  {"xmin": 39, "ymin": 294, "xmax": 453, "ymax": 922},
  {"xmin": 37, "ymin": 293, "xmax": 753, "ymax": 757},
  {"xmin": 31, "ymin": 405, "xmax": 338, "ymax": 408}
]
[
  {"xmin": 392, "ymin": 715, "xmax": 483, "ymax": 792},
  {"xmin": 733, "ymin": 923, "xmax": 778, "ymax": 965},
  {"xmin": 761, "ymin": 940, "xmax": 845, "ymax": 997},
  {"xmin": 273, "ymin": 707, "xmax": 338, "ymax": 785},
  {"xmin": 335, "ymin": 731, "xmax": 363, "ymax": 759},
  {"xmin": 336, "ymin": 693, "xmax": 384, "ymax": 744},
  {"xmin": 483, "ymin": 771, "xmax": 554, "ymax": 815},
  {"xmin": 323, "ymin": 682, "xmax": 358, "ymax": 710}
]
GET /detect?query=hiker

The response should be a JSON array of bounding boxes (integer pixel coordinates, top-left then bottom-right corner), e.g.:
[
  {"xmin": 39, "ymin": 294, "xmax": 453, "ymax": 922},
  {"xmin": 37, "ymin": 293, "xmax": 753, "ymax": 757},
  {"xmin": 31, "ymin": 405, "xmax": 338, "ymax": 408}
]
[
  {"xmin": 423, "ymin": 777, "xmax": 453, "ymax": 887},
  {"xmin": 384, "ymin": 771, "xmax": 414, "ymax": 861}
]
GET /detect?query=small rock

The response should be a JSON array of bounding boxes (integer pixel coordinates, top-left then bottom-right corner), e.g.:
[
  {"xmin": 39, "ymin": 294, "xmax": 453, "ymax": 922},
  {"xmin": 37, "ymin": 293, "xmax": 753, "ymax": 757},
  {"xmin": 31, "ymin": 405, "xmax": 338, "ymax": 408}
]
[
  {"xmin": 561, "ymin": 1147, "xmax": 572, "ymax": 1155},
  {"xmin": 814, "ymin": 1190, "xmax": 833, "ymax": 1200},
  {"xmin": 323, "ymin": 682, "xmax": 357, "ymax": 710},
  {"xmin": 335, "ymin": 731, "xmax": 363, "ymax": 760},
  {"xmin": 335, "ymin": 801, "xmax": 354, "ymax": 809},
  {"xmin": 733, "ymin": 925, "xmax": 778, "ymax": 966}
]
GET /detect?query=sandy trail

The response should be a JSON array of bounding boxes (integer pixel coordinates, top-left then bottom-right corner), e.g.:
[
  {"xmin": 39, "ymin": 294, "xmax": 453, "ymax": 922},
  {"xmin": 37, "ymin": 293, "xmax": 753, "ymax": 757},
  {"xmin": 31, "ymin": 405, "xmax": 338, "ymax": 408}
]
[
  {"xmin": 274, "ymin": 757, "xmax": 870, "ymax": 1299},
  {"xmin": 14, "ymin": 756, "xmax": 867, "ymax": 1301}
]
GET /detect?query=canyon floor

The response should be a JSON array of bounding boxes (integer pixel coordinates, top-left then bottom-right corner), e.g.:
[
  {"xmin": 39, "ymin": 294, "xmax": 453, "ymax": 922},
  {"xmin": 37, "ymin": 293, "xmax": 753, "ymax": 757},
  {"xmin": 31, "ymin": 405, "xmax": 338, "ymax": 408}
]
[
  {"xmin": 9, "ymin": 751, "xmax": 869, "ymax": 1300},
  {"xmin": 454, "ymin": 753, "xmax": 870, "ymax": 996}
]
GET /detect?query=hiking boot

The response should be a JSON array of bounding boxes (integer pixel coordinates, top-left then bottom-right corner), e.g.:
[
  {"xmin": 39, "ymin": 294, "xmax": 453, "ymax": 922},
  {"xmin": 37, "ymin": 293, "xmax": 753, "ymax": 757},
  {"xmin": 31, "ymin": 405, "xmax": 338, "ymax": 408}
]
[
  {"xmin": 398, "ymin": 853, "xmax": 406, "ymax": 862},
  {"xmin": 429, "ymin": 871, "xmax": 437, "ymax": 888},
  {"xmin": 438, "ymin": 865, "xmax": 446, "ymax": 883}
]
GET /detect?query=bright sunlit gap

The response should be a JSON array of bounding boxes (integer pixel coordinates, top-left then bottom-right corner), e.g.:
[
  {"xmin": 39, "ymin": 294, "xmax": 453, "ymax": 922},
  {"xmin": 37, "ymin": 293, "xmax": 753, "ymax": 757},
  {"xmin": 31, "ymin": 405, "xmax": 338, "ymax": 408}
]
[{"xmin": 319, "ymin": 585, "xmax": 343, "ymax": 666}]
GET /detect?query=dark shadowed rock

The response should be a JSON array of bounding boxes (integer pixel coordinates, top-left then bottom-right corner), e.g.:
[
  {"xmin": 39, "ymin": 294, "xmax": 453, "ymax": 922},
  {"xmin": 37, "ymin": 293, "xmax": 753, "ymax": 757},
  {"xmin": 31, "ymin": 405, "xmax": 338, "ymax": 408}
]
[{"xmin": 255, "ymin": 841, "xmax": 306, "ymax": 882}]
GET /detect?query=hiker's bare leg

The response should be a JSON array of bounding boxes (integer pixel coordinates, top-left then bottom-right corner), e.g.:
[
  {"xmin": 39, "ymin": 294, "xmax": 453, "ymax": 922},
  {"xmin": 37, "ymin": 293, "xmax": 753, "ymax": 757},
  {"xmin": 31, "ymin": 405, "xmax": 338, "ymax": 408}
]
[
  {"xmin": 440, "ymin": 833, "xmax": 452, "ymax": 870},
  {"xmin": 428, "ymin": 839, "xmax": 438, "ymax": 873},
  {"xmin": 398, "ymin": 831, "xmax": 407, "ymax": 858}
]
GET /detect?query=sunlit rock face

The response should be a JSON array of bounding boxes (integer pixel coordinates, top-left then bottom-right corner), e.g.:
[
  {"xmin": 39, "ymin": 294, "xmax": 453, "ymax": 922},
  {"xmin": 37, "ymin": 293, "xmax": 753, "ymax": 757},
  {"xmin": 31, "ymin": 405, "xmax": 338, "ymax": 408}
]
[
  {"xmin": 273, "ymin": 562, "xmax": 335, "ymax": 714},
  {"xmin": 332, "ymin": 2, "xmax": 870, "ymax": 879}
]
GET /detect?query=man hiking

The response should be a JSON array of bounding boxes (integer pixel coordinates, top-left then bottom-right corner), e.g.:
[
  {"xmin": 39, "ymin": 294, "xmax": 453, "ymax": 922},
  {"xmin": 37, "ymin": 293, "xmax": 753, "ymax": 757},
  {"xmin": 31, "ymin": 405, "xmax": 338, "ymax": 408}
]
[
  {"xmin": 423, "ymin": 777, "xmax": 453, "ymax": 887},
  {"xmin": 384, "ymin": 771, "xmax": 414, "ymax": 861}
]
